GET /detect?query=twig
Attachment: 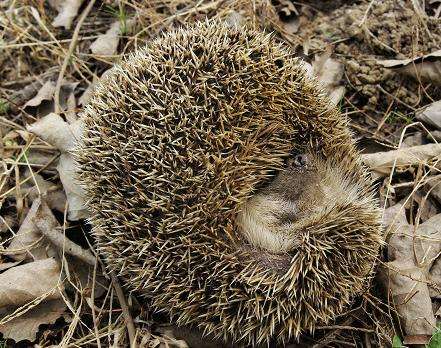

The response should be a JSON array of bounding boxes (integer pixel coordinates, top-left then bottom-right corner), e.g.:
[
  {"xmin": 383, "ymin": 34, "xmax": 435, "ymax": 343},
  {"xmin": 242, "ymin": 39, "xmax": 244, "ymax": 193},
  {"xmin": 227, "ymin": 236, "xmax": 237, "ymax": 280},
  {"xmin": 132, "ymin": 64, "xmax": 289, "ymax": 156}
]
[
  {"xmin": 91, "ymin": 253, "xmax": 102, "ymax": 348},
  {"xmin": 33, "ymin": 198, "xmax": 96, "ymax": 265},
  {"xmin": 109, "ymin": 270, "xmax": 136, "ymax": 348},
  {"xmin": 316, "ymin": 325, "xmax": 375, "ymax": 333},
  {"xmin": 54, "ymin": 0, "xmax": 96, "ymax": 114}
]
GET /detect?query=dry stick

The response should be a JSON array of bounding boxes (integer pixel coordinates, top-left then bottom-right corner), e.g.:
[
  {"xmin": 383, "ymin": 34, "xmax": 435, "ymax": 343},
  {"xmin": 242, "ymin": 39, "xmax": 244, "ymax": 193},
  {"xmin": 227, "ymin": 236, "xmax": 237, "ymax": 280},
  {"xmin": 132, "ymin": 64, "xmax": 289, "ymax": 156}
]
[
  {"xmin": 33, "ymin": 199, "xmax": 96, "ymax": 265},
  {"xmin": 91, "ymin": 253, "xmax": 102, "ymax": 348},
  {"xmin": 54, "ymin": 0, "xmax": 97, "ymax": 114},
  {"xmin": 109, "ymin": 270, "xmax": 136, "ymax": 348}
]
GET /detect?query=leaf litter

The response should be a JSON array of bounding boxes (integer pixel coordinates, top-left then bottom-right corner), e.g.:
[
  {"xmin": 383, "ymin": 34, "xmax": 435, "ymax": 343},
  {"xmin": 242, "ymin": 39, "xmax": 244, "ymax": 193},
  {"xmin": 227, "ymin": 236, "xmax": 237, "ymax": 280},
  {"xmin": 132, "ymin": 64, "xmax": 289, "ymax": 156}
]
[{"xmin": 1, "ymin": 0, "xmax": 441, "ymax": 346}]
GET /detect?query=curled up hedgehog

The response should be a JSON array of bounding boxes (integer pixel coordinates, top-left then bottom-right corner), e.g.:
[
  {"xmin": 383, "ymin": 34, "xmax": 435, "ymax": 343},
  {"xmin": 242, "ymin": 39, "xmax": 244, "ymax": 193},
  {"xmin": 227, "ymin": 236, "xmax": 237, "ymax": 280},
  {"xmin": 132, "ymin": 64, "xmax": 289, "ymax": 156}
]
[{"xmin": 75, "ymin": 21, "xmax": 383, "ymax": 346}]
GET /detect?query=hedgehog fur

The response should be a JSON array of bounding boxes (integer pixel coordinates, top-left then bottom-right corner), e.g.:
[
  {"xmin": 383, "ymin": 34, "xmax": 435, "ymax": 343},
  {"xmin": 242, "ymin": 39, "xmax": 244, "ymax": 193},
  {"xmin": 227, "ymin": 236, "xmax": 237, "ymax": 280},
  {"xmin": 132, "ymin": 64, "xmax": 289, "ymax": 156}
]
[{"xmin": 75, "ymin": 20, "xmax": 383, "ymax": 346}]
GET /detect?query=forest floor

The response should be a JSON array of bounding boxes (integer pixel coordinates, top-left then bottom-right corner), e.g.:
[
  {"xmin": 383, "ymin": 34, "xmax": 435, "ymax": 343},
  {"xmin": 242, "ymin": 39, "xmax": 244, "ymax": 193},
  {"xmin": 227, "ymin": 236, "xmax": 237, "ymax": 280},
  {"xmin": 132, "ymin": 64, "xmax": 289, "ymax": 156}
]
[{"xmin": 1, "ymin": 0, "xmax": 441, "ymax": 347}]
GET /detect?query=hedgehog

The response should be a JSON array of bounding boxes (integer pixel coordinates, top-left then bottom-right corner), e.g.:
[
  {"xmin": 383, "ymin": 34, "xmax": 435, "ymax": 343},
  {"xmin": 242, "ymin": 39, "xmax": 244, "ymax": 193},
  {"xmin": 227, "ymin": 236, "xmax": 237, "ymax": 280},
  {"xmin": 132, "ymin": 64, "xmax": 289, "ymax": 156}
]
[{"xmin": 75, "ymin": 20, "xmax": 383, "ymax": 346}]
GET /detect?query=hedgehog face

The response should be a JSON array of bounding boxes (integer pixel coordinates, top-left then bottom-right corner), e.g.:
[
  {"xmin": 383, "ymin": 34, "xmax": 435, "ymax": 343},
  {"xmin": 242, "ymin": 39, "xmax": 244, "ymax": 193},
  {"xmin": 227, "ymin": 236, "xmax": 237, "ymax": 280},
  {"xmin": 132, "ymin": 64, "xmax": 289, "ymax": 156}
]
[{"xmin": 236, "ymin": 152, "xmax": 367, "ymax": 255}]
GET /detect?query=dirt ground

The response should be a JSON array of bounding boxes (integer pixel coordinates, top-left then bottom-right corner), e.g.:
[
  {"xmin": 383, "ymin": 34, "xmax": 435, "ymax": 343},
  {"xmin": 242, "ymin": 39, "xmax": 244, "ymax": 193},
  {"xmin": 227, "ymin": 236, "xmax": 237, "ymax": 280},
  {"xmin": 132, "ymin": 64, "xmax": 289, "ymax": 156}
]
[{"xmin": 1, "ymin": 0, "xmax": 441, "ymax": 347}]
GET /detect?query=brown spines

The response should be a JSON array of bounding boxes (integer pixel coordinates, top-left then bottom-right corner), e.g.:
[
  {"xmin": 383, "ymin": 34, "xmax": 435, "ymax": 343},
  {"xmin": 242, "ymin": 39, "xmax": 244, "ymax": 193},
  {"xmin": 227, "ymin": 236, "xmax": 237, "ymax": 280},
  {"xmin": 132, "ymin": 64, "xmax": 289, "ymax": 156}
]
[{"xmin": 75, "ymin": 21, "xmax": 382, "ymax": 345}]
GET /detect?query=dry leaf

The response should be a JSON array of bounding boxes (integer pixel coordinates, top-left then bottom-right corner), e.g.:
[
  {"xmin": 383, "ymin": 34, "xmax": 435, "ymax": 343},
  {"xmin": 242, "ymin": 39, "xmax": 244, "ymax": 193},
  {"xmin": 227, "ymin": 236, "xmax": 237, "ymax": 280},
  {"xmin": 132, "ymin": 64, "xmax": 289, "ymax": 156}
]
[
  {"xmin": 57, "ymin": 153, "xmax": 87, "ymax": 220},
  {"xmin": 378, "ymin": 203, "xmax": 441, "ymax": 340},
  {"xmin": 0, "ymin": 214, "xmax": 15, "ymax": 234},
  {"xmin": 0, "ymin": 258, "xmax": 62, "ymax": 307},
  {"xmin": 0, "ymin": 258, "xmax": 65, "ymax": 342},
  {"xmin": 225, "ymin": 11, "xmax": 246, "ymax": 29},
  {"xmin": 33, "ymin": 199, "xmax": 94, "ymax": 265},
  {"xmin": 23, "ymin": 80, "xmax": 78, "ymax": 115},
  {"xmin": 51, "ymin": 0, "xmax": 85, "ymax": 29},
  {"xmin": 0, "ymin": 261, "xmax": 21, "ymax": 272},
  {"xmin": 304, "ymin": 51, "xmax": 345, "ymax": 105},
  {"xmin": 5, "ymin": 199, "xmax": 55, "ymax": 262},
  {"xmin": 24, "ymin": 81, "xmax": 56, "ymax": 108},
  {"xmin": 79, "ymin": 76, "xmax": 99, "ymax": 106},
  {"xmin": 27, "ymin": 113, "xmax": 78, "ymax": 152},
  {"xmin": 90, "ymin": 20, "xmax": 127, "ymax": 56},
  {"xmin": 416, "ymin": 100, "xmax": 441, "ymax": 130},
  {"xmin": 0, "ymin": 298, "xmax": 66, "ymax": 342},
  {"xmin": 27, "ymin": 114, "xmax": 87, "ymax": 220},
  {"xmin": 362, "ymin": 143, "xmax": 441, "ymax": 177},
  {"xmin": 377, "ymin": 50, "xmax": 441, "ymax": 85},
  {"xmin": 22, "ymin": 169, "xmax": 67, "ymax": 212}
]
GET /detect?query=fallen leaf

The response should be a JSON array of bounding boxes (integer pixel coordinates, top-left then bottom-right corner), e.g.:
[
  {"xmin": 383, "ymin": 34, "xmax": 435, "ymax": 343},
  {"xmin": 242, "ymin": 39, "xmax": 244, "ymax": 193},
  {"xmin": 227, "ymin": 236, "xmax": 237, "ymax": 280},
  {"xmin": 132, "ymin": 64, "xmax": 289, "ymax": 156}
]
[
  {"xmin": 0, "ymin": 258, "xmax": 66, "ymax": 342},
  {"xmin": 0, "ymin": 214, "xmax": 15, "ymax": 234},
  {"xmin": 0, "ymin": 261, "xmax": 21, "ymax": 272},
  {"xmin": 225, "ymin": 11, "xmax": 246, "ymax": 29},
  {"xmin": 24, "ymin": 81, "xmax": 56, "ymax": 108},
  {"xmin": 362, "ymin": 143, "xmax": 441, "ymax": 177},
  {"xmin": 67, "ymin": 257, "xmax": 107, "ymax": 299},
  {"xmin": 23, "ymin": 80, "xmax": 78, "ymax": 114},
  {"xmin": 27, "ymin": 113, "xmax": 78, "ymax": 152},
  {"xmin": 0, "ymin": 298, "xmax": 66, "ymax": 342},
  {"xmin": 50, "ymin": 0, "xmax": 85, "ymax": 29},
  {"xmin": 90, "ymin": 19, "xmax": 133, "ymax": 56},
  {"xmin": 0, "ymin": 258, "xmax": 62, "ymax": 307},
  {"xmin": 378, "ymin": 203, "xmax": 441, "ymax": 340},
  {"xmin": 78, "ymin": 76, "xmax": 99, "ymax": 106},
  {"xmin": 416, "ymin": 100, "xmax": 441, "ymax": 130},
  {"xmin": 403, "ymin": 132, "xmax": 424, "ymax": 147},
  {"xmin": 27, "ymin": 114, "xmax": 87, "ymax": 220},
  {"xmin": 304, "ymin": 50, "xmax": 345, "ymax": 105},
  {"xmin": 57, "ymin": 153, "xmax": 88, "ymax": 220},
  {"xmin": 22, "ymin": 169, "xmax": 67, "ymax": 212},
  {"xmin": 5, "ymin": 199, "xmax": 55, "ymax": 262},
  {"xmin": 33, "ymin": 199, "xmax": 94, "ymax": 265},
  {"xmin": 377, "ymin": 50, "xmax": 441, "ymax": 85}
]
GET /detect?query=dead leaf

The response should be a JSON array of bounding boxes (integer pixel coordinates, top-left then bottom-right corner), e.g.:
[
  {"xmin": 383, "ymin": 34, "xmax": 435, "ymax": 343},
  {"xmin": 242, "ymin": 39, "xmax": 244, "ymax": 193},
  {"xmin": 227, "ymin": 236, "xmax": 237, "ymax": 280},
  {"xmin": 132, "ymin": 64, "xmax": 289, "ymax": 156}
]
[
  {"xmin": 377, "ymin": 50, "xmax": 441, "ymax": 85},
  {"xmin": 22, "ymin": 150, "xmax": 58, "ymax": 172},
  {"xmin": 403, "ymin": 132, "xmax": 424, "ymax": 147},
  {"xmin": 78, "ymin": 76, "xmax": 99, "ymax": 106},
  {"xmin": 33, "ymin": 199, "xmax": 94, "ymax": 265},
  {"xmin": 90, "ymin": 20, "xmax": 128, "ymax": 56},
  {"xmin": 22, "ymin": 169, "xmax": 67, "ymax": 212},
  {"xmin": 305, "ymin": 50, "xmax": 345, "ymax": 105},
  {"xmin": 281, "ymin": 17, "xmax": 300, "ymax": 34},
  {"xmin": 67, "ymin": 257, "xmax": 107, "ymax": 299},
  {"xmin": 50, "ymin": 0, "xmax": 85, "ymax": 29},
  {"xmin": 0, "ymin": 258, "xmax": 62, "ymax": 307},
  {"xmin": 27, "ymin": 113, "xmax": 78, "ymax": 152},
  {"xmin": 0, "ymin": 214, "xmax": 15, "ymax": 234},
  {"xmin": 5, "ymin": 199, "xmax": 55, "ymax": 262},
  {"xmin": 27, "ymin": 114, "xmax": 87, "ymax": 220},
  {"xmin": 225, "ymin": 11, "xmax": 246, "ymax": 29},
  {"xmin": 378, "ymin": 203, "xmax": 441, "ymax": 339},
  {"xmin": 0, "ymin": 298, "xmax": 66, "ymax": 342},
  {"xmin": 23, "ymin": 80, "xmax": 78, "ymax": 115},
  {"xmin": 0, "ymin": 261, "xmax": 21, "ymax": 272},
  {"xmin": 362, "ymin": 143, "xmax": 441, "ymax": 177},
  {"xmin": 57, "ymin": 153, "xmax": 88, "ymax": 220},
  {"xmin": 416, "ymin": 100, "xmax": 441, "ymax": 130},
  {"xmin": 0, "ymin": 258, "xmax": 66, "ymax": 342},
  {"xmin": 24, "ymin": 81, "xmax": 56, "ymax": 108}
]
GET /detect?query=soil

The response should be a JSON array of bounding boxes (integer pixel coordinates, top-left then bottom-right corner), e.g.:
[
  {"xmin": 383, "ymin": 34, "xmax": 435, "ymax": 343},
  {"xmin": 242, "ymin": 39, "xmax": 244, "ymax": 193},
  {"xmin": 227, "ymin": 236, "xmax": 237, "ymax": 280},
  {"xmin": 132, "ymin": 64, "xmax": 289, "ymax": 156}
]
[{"xmin": 296, "ymin": 0, "xmax": 441, "ymax": 138}]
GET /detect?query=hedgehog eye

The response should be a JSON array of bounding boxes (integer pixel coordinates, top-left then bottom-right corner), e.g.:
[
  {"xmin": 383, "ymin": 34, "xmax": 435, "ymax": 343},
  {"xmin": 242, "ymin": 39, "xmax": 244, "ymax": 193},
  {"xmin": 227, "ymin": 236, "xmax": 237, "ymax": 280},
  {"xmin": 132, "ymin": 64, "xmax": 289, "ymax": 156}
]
[{"xmin": 287, "ymin": 153, "xmax": 309, "ymax": 169}]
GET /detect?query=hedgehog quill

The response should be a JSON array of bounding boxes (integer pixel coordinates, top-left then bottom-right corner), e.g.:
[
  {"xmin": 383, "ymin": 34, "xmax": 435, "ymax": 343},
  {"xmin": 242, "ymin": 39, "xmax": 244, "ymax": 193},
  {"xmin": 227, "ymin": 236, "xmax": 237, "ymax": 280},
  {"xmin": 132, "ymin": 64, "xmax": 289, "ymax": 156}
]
[{"xmin": 75, "ymin": 21, "xmax": 383, "ymax": 346}]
